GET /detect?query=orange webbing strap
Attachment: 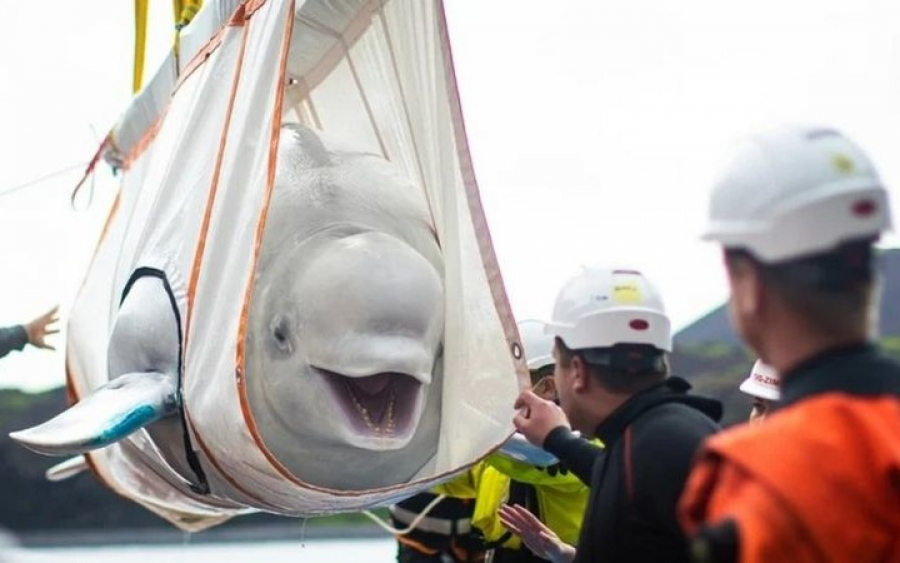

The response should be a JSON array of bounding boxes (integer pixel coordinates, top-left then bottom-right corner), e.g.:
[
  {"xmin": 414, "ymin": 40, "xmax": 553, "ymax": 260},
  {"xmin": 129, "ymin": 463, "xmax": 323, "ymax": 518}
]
[
  {"xmin": 397, "ymin": 535, "xmax": 441, "ymax": 556},
  {"xmin": 70, "ymin": 136, "xmax": 111, "ymax": 208}
]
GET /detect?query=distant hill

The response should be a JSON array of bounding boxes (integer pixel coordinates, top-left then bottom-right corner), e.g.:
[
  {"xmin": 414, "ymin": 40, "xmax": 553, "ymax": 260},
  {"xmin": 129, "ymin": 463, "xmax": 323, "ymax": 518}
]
[
  {"xmin": 676, "ymin": 247, "xmax": 900, "ymax": 347},
  {"xmin": 673, "ymin": 247, "xmax": 900, "ymax": 425}
]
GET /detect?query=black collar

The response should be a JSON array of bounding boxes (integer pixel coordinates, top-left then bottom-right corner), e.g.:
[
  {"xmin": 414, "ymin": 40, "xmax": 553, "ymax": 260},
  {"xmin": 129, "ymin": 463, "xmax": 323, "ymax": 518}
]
[
  {"xmin": 779, "ymin": 343, "xmax": 900, "ymax": 408},
  {"xmin": 592, "ymin": 377, "xmax": 692, "ymax": 447}
]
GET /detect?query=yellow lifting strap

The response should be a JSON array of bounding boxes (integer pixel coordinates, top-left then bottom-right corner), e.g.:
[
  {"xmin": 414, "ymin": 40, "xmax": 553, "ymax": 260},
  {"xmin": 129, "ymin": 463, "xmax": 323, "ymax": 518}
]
[
  {"xmin": 175, "ymin": 0, "xmax": 202, "ymax": 30},
  {"xmin": 172, "ymin": 0, "xmax": 202, "ymax": 72},
  {"xmin": 133, "ymin": 0, "xmax": 202, "ymax": 93},
  {"xmin": 133, "ymin": 0, "xmax": 149, "ymax": 93}
]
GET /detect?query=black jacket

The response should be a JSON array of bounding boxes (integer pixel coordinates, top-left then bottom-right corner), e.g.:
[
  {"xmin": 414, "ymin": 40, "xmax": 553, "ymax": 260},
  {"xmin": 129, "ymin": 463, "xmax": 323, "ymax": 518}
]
[
  {"xmin": 0, "ymin": 325, "xmax": 28, "ymax": 360},
  {"xmin": 544, "ymin": 377, "xmax": 722, "ymax": 563}
]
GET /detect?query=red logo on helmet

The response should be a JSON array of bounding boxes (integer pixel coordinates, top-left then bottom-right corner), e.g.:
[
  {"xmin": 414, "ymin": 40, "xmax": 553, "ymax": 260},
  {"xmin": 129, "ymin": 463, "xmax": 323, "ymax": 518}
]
[
  {"xmin": 629, "ymin": 319, "xmax": 649, "ymax": 331},
  {"xmin": 852, "ymin": 199, "xmax": 876, "ymax": 217},
  {"xmin": 753, "ymin": 373, "xmax": 778, "ymax": 386}
]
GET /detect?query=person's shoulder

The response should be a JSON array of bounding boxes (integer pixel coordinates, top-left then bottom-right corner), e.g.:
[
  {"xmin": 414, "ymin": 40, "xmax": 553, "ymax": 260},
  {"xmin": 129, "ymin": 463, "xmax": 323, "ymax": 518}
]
[
  {"xmin": 700, "ymin": 400, "xmax": 844, "ymax": 465},
  {"xmin": 636, "ymin": 400, "xmax": 720, "ymax": 437},
  {"xmin": 628, "ymin": 401, "xmax": 720, "ymax": 461},
  {"xmin": 708, "ymin": 391, "xmax": 900, "ymax": 459},
  {"xmin": 697, "ymin": 398, "xmax": 900, "ymax": 514},
  {"xmin": 864, "ymin": 351, "xmax": 900, "ymax": 387},
  {"xmin": 872, "ymin": 349, "xmax": 900, "ymax": 368},
  {"xmin": 798, "ymin": 348, "xmax": 900, "ymax": 399}
]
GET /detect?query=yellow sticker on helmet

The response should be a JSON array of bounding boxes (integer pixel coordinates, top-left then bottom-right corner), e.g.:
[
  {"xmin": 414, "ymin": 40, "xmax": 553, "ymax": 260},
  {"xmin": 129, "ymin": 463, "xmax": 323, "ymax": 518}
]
[
  {"xmin": 613, "ymin": 283, "xmax": 642, "ymax": 304},
  {"xmin": 831, "ymin": 153, "xmax": 855, "ymax": 174}
]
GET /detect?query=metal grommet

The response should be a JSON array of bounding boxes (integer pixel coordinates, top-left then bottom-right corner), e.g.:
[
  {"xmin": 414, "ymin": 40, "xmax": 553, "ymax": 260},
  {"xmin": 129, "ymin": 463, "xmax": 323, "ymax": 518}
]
[{"xmin": 511, "ymin": 341, "xmax": 523, "ymax": 360}]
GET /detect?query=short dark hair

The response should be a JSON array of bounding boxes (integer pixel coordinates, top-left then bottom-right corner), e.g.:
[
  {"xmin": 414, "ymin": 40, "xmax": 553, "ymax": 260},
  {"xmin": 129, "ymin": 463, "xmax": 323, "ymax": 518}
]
[
  {"xmin": 724, "ymin": 240, "xmax": 875, "ymax": 337},
  {"xmin": 555, "ymin": 338, "xmax": 668, "ymax": 395}
]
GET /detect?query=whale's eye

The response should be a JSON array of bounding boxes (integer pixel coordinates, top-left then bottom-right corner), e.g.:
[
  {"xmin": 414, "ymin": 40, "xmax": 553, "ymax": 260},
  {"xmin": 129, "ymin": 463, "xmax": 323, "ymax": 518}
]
[{"xmin": 270, "ymin": 315, "xmax": 293, "ymax": 354}]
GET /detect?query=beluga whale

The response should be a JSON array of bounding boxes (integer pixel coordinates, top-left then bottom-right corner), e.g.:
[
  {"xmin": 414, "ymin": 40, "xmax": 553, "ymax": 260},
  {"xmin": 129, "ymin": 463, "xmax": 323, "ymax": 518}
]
[
  {"xmin": 242, "ymin": 124, "xmax": 446, "ymax": 489},
  {"xmin": 9, "ymin": 0, "xmax": 523, "ymax": 530},
  {"xmin": 12, "ymin": 124, "xmax": 446, "ymax": 491}
]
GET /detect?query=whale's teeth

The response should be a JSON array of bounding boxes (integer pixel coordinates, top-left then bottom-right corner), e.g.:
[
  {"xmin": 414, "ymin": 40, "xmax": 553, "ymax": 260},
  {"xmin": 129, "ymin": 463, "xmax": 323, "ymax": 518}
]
[
  {"xmin": 344, "ymin": 381, "xmax": 396, "ymax": 436},
  {"xmin": 385, "ymin": 391, "xmax": 395, "ymax": 435}
]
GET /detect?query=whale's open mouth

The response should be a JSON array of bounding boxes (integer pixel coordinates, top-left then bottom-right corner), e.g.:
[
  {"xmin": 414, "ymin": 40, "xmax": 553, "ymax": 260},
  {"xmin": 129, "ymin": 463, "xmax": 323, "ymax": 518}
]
[{"xmin": 314, "ymin": 367, "xmax": 423, "ymax": 439}]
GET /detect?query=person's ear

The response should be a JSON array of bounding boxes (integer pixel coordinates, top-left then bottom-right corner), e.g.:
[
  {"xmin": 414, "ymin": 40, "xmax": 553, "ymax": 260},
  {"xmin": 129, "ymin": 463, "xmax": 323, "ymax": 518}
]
[
  {"xmin": 571, "ymin": 355, "xmax": 590, "ymax": 393},
  {"xmin": 534, "ymin": 375, "xmax": 557, "ymax": 400},
  {"xmin": 725, "ymin": 254, "xmax": 765, "ymax": 325}
]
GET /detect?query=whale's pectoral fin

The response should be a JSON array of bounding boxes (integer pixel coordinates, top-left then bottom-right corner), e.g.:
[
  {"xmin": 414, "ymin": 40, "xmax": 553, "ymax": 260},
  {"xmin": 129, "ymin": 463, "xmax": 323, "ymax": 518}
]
[
  {"xmin": 10, "ymin": 372, "xmax": 179, "ymax": 456},
  {"xmin": 46, "ymin": 455, "xmax": 89, "ymax": 482}
]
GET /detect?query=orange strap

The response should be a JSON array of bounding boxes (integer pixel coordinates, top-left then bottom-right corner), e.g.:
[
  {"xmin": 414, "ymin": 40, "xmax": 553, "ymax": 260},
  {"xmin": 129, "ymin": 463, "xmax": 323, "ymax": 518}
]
[
  {"xmin": 397, "ymin": 535, "xmax": 441, "ymax": 556},
  {"xmin": 70, "ymin": 136, "xmax": 110, "ymax": 207}
]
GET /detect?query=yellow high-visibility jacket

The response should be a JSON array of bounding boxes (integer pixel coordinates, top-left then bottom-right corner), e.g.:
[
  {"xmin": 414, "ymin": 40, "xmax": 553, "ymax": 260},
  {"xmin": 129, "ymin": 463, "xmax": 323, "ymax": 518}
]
[{"xmin": 436, "ymin": 442, "xmax": 600, "ymax": 550}]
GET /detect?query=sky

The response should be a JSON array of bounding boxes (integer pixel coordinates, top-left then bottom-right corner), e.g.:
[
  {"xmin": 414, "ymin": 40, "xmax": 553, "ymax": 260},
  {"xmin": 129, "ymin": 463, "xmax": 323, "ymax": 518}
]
[{"xmin": 1, "ymin": 0, "xmax": 899, "ymax": 392}]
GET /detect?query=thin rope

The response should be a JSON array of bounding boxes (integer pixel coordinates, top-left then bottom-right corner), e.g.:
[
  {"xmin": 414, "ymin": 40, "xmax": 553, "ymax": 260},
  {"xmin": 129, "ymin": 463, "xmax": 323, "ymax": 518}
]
[
  {"xmin": 361, "ymin": 493, "xmax": 447, "ymax": 536},
  {"xmin": 0, "ymin": 163, "xmax": 87, "ymax": 199}
]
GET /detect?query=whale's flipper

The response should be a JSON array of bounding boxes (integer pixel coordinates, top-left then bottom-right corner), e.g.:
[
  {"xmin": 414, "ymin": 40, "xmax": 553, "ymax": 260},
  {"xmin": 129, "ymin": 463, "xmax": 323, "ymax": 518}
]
[
  {"xmin": 46, "ymin": 455, "xmax": 89, "ymax": 482},
  {"xmin": 10, "ymin": 372, "xmax": 179, "ymax": 456}
]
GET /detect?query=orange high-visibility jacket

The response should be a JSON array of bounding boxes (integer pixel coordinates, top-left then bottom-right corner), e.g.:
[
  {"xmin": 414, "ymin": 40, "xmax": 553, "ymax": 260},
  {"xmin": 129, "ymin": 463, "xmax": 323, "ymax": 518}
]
[{"xmin": 679, "ymin": 346, "xmax": 900, "ymax": 563}]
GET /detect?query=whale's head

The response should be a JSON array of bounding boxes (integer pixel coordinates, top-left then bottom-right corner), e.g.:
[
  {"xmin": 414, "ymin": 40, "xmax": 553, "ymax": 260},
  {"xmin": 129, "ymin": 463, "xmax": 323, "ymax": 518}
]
[{"xmin": 244, "ymin": 124, "xmax": 445, "ymax": 490}]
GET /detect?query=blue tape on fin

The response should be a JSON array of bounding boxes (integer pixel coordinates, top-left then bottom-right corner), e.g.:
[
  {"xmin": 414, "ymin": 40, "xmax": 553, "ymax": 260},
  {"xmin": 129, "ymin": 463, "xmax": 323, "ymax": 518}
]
[{"xmin": 498, "ymin": 433, "xmax": 559, "ymax": 467}]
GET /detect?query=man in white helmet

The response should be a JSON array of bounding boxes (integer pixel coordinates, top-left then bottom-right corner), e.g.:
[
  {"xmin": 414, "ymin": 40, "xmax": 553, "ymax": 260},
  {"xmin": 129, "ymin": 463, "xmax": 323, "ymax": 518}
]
[
  {"xmin": 738, "ymin": 360, "xmax": 780, "ymax": 424},
  {"xmin": 511, "ymin": 267, "xmax": 722, "ymax": 563},
  {"xmin": 433, "ymin": 320, "xmax": 594, "ymax": 563},
  {"xmin": 679, "ymin": 125, "xmax": 900, "ymax": 563}
]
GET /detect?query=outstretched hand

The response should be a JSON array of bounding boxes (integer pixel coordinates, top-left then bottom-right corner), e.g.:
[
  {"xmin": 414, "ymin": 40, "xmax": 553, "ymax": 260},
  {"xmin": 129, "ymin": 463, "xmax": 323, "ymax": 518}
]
[
  {"xmin": 513, "ymin": 389, "xmax": 571, "ymax": 447},
  {"xmin": 25, "ymin": 306, "xmax": 60, "ymax": 351},
  {"xmin": 499, "ymin": 504, "xmax": 576, "ymax": 563}
]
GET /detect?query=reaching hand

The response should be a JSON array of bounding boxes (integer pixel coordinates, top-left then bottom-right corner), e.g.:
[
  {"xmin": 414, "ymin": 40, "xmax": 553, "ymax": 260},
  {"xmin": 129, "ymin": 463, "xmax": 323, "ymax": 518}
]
[
  {"xmin": 513, "ymin": 389, "xmax": 571, "ymax": 447},
  {"xmin": 498, "ymin": 504, "xmax": 576, "ymax": 563},
  {"xmin": 25, "ymin": 306, "xmax": 60, "ymax": 351}
]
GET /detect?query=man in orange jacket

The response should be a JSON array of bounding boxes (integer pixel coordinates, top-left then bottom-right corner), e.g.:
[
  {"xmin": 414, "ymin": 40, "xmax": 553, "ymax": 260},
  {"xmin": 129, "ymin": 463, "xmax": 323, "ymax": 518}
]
[{"xmin": 678, "ymin": 125, "xmax": 900, "ymax": 563}]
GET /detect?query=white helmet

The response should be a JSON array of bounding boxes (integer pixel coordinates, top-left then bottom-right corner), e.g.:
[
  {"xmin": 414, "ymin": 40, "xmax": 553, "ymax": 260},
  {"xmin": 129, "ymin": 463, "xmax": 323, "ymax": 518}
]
[
  {"xmin": 739, "ymin": 360, "xmax": 781, "ymax": 401},
  {"xmin": 545, "ymin": 267, "xmax": 672, "ymax": 352},
  {"xmin": 702, "ymin": 125, "xmax": 892, "ymax": 263},
  {"xmin": 518, "ymin": 319, "xmax": 555, "ymax": 371}
]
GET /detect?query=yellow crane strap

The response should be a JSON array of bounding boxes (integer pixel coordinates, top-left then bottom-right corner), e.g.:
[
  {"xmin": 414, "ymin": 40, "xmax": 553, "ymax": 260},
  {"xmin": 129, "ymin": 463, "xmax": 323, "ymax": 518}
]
[
  {"xmin": 133, "ymin": 0, "xmax": 149, "ymax": 93},
  {"xmin": 176, "ymin": 0, "xmax": 202, "ymax": 30}
]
